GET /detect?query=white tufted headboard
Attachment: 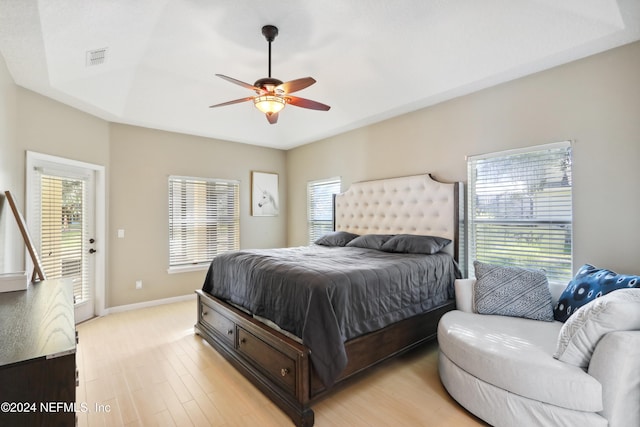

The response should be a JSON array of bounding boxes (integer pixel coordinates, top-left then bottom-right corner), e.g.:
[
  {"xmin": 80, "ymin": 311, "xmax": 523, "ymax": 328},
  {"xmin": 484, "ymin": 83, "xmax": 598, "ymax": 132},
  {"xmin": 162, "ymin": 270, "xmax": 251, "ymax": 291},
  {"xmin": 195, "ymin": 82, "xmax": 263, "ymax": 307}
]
[{"xmin": 334, "ymin": 174, "xmax": 463, "ymax": 261}]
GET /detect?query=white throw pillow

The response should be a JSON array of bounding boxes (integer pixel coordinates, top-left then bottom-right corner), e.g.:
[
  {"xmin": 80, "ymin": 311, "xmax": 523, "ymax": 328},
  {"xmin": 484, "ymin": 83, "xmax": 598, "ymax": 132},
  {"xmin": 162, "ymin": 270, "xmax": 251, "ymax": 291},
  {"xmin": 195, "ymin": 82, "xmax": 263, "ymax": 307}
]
[{"xmin": 554, "ymin": 288, "xmax": 640, "ymax": 368}]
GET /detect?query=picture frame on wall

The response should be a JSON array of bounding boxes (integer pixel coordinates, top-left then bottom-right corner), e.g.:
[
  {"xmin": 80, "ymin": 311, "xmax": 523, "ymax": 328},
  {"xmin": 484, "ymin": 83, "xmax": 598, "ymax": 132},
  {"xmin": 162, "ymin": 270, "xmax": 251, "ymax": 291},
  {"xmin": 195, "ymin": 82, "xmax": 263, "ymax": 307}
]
[{"xmin": 251, "ymin": 171, "xmax": 279, "ymax": 216}]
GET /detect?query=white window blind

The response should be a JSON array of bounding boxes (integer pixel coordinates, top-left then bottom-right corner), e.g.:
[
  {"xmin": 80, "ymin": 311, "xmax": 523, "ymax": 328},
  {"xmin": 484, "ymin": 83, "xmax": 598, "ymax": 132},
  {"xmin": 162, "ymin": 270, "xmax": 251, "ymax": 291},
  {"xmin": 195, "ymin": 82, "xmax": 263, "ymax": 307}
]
[
  {"xmin": 168, "ymin": 176, "xmax": 239, "ymax": 270},
  {"xmin": 467, "ymin": 141, "xmax": 573, "ymax": 284},
  {"xmin": 307, "ymin": 177, "xmax": 341, "ymax": 244},
  {"xmin": 34, "ymin": 173, "xmax": 91, "ymax": 304}
]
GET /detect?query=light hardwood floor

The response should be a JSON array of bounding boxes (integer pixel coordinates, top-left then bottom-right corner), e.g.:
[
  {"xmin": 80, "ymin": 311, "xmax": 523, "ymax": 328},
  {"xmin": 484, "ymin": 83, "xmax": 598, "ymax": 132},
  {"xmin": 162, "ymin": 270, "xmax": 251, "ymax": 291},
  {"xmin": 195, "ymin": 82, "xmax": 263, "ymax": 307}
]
[{"xmin": 76, "ymin": 299, "xmax": 486, "ymax": 427}]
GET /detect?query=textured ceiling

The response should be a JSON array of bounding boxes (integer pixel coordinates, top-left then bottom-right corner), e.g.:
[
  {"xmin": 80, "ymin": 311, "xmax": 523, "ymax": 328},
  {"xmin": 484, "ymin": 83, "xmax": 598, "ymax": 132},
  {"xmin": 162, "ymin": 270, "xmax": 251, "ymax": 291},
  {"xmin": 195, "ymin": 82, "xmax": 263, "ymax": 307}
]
[{"xmin": 1, "ymin": 0, "xmax": 639, "ymax": 149}]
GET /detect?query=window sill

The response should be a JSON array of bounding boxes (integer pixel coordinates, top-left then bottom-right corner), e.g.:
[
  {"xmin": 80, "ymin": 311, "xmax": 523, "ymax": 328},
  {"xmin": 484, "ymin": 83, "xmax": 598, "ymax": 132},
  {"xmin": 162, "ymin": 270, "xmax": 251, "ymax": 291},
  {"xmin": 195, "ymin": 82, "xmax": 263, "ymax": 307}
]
[{"xmin": 167, "ymin": 264, "xmax": 209, "ymax": 274}]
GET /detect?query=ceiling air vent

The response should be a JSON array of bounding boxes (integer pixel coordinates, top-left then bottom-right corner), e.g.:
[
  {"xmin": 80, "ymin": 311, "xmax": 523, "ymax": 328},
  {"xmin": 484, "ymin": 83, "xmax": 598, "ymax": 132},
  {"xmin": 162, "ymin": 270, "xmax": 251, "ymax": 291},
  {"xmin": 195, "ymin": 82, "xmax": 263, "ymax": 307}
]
[{"xmin": 86, "ymin": 48, "xmax": 108, "ymax": 66}]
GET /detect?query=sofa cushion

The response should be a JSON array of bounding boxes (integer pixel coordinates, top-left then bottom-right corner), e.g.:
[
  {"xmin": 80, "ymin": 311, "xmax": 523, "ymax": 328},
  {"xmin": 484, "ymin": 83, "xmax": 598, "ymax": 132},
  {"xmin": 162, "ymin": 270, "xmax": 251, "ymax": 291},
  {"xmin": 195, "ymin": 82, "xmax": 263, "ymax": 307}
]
[
  {"xmin": 438, "ymin": 310, "xmax": 603, "ymax": 412},
  {"xmin": 554, "ymin": 288, "xmax": 640, "ymax": 368},
  {"xmin": 473, "ymin": 261, "xmax": 554, "ymax": 321},
  {"xmin": 554, "ymin": 264, "xmax": 640, "ymax": 322}
]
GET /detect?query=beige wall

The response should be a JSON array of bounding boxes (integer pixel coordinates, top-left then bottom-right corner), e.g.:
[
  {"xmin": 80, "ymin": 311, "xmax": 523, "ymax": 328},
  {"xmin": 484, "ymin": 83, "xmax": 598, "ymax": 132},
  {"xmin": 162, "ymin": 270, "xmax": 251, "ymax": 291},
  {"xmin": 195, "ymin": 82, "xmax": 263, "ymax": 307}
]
[
  {"xmin": 108, "ymin": 124, "xmax": 286, "ymax": 307},
  {"xmin": 287, "ymin": 41, "xmax": 640, "ymax": 276},
  {"xmin": 0, "ymin": 53, "xmax": 110, "ymax": 274},
  {"xmin": 0, "ymin": 53, "xmax": 20, "ymax": 272}
]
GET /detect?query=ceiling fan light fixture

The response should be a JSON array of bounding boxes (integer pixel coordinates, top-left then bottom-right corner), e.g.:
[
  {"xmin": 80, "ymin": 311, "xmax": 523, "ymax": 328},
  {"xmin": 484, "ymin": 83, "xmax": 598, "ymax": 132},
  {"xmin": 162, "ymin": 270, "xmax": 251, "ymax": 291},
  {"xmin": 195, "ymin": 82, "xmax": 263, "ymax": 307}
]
[
  {"xmin": 254, "ymin": 95, "xmax": 286, "ymax": 114},
  {"xmin": 210, "ymin": 25, "xmax": 330, "ymax": 121}
]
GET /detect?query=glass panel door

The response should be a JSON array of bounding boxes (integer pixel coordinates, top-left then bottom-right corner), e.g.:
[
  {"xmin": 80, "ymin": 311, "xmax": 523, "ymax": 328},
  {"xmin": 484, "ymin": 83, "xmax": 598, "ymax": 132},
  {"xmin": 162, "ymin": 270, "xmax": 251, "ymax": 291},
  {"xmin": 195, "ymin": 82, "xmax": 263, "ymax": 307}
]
[
  {"xmin": 29, "ymin": 158, "xmax": 97, "ymax": 323},
  {"xmin": 39, "ymin": 175, "xmax": 94, "ymax": 309}
]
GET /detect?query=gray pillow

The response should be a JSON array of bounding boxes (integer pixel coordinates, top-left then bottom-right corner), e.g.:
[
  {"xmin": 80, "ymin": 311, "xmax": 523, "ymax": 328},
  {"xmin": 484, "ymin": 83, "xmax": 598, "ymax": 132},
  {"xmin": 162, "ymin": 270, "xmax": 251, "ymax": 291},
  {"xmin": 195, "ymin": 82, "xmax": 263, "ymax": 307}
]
[
  {"xmin": 346, "ymin": 234, "xmax": 393, "ymax": 251},
  {"xmin": 474, "ymin": 261, "xmax": 554, "ymax": 321},
  {"xmin": 381, "ymin": 234, "xmax": 451, "ymax": 254},
  {"xmin": 314, "ymin": 231, "xmax": 359, "ymax": 247}
]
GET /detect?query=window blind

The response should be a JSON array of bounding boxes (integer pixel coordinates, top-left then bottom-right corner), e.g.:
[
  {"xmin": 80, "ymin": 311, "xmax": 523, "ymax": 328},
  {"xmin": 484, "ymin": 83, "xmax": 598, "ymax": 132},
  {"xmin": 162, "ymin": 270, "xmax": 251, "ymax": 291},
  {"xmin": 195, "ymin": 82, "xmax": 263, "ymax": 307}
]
[
  {"xmin": 36, "ymin": 174, "xmax": 90, "ymax": 304},
  {"xmin": 168, "ymin": 176, "xmax": 239, "ymax": 270},
  {"xmin": 307, "ymin": 177, "xmax": 341, "ymax": 244},
  {"xmin": 467, "ymin": 141, "xmax": 573, "ymax": 284}
]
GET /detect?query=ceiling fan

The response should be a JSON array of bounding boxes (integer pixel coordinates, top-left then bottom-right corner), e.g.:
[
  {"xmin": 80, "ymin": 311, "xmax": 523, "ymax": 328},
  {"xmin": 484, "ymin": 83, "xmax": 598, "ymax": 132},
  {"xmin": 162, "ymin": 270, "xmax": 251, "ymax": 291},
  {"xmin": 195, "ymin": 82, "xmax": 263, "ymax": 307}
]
[{"xmin": 209, "ymin": 25, "xmax": 330, "ymax": 124}]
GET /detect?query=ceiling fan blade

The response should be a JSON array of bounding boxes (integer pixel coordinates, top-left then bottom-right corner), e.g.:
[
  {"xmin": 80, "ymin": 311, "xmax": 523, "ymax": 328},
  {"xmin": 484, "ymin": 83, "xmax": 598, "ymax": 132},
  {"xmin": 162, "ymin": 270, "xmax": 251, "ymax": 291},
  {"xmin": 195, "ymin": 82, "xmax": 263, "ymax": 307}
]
[
  {"xmin": 209, "ymin": 97, "xmax": 254, "ymax": 108},
  {"xmin": 266, "ymin": 112, "xmax": 279, "ymax": 124},
  {"xmin": 286, "ymin": 96, "xmax": 331, "ymax": 111},
  {"xmin": 277, "ymin": 77, "xmax": 316, "ymax": 94},
  {"xmin": 215, "ymin": 74, "xmax": 259, "ymax": 91}
]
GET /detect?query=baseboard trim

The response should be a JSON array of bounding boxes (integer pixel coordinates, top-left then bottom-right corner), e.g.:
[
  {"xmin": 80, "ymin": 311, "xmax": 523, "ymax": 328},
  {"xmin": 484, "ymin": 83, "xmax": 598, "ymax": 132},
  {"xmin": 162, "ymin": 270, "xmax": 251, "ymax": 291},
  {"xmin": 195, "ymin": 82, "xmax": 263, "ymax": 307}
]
[{"xmin": 105, "ymin": 293, "xmax": 196, "ymax": 315}]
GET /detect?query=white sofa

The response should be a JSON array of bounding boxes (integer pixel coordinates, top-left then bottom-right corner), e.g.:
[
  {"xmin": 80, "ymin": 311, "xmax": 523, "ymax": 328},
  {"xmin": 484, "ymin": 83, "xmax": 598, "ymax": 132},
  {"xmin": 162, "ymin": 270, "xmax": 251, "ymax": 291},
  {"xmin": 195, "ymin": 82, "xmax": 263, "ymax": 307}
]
[{"xmin": 438, "ymin": 278, "xmax": 640, "ymax": 427}]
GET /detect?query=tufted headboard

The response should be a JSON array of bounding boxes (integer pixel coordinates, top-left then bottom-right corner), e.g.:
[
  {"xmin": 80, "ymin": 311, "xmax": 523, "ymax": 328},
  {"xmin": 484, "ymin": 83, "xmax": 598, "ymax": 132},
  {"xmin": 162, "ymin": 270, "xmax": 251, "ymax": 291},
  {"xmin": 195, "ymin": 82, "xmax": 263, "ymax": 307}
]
[{"xmin": 334, "ymin": 174, "xmax": 463, "ymax": 262}]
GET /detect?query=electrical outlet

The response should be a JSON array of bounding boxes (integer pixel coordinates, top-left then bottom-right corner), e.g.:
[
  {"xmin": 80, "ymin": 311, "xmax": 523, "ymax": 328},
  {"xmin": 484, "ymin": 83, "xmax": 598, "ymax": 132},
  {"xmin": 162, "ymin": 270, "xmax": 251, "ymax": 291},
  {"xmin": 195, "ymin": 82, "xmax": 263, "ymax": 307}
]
[{"xmin": 135, "ymin": 280, "xmax": 142, "ymax": 290}]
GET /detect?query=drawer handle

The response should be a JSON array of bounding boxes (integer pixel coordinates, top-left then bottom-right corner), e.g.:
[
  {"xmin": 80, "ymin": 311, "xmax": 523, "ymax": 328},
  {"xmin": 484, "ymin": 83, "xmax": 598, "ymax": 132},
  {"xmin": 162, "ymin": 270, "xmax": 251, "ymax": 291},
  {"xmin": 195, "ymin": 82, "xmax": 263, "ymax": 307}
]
[
  {"xmin": 280, "ymin": 368, "xmax": 289, "ymax": 377},
  {"xmin": 240, "ymin": 338, "xmax": 247, "ymax": 344},
  {"xmin": 227, "ymin": 329, "xmax": 233, "ymax": 335},
  {"xmin": 202, "ymin": 310, "xmax": 208, "ymax": 317}
]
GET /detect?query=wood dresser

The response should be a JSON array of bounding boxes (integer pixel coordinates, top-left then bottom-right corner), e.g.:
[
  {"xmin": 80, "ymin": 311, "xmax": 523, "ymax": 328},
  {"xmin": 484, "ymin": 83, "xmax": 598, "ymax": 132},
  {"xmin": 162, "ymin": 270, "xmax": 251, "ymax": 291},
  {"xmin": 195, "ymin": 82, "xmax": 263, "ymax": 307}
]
[{"xmin": 0, "ymin": 279, "xmax": 77, "ymax": 427}]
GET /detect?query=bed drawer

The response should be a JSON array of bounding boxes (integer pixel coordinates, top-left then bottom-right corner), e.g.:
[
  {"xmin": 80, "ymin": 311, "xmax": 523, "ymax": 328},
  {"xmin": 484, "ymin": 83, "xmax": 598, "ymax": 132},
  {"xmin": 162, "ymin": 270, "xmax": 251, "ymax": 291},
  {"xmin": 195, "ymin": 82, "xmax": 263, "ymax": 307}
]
[
  {"xmin": 200, "ymin": 301, "xmax": 235, "ymax": 345},
  {"xmin": 237, "ymin": 327, "xmax": 296, "ymax": 394}
]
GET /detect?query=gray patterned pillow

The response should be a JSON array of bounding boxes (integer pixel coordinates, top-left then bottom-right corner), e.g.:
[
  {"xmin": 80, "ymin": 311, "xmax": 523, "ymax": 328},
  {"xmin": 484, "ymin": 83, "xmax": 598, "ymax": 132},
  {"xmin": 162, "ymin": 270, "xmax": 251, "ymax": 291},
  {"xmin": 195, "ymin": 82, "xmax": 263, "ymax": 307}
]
[{"xmin": 474, "ymin": 261, "xmax": 554, "ymax": 321}]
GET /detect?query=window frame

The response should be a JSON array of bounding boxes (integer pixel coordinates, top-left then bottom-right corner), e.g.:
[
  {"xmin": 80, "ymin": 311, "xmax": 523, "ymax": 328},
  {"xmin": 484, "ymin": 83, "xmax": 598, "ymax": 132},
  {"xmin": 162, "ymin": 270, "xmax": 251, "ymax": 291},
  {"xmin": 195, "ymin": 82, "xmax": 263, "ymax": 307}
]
[
  {"xmin": 168, "ymin": 175, "xmax": 240, "ymax": 273},
  {"xmin": 307, "ymin": 177, "xmax": 341, "ymax": 245},
  {"xmin": 467, "ymin": 141, "xmax": 573, "ymax": 284}
]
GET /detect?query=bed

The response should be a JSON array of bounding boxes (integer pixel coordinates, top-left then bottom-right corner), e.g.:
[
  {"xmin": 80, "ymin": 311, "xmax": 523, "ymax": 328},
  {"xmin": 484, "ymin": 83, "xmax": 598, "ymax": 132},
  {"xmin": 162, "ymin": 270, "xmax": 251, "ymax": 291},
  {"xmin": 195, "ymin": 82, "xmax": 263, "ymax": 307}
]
[{"xmin": 194, "ymin": 173, "xmax": 463, "ymax": 426}]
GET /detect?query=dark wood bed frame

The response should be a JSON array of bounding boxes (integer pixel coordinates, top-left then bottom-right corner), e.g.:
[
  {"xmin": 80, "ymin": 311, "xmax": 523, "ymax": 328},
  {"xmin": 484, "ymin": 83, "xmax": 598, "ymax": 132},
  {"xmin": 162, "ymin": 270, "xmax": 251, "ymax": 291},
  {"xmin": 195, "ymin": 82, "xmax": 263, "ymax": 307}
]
[{"xmin": 194, "ymin": 174, "xmax": 463, "ymax": 426}]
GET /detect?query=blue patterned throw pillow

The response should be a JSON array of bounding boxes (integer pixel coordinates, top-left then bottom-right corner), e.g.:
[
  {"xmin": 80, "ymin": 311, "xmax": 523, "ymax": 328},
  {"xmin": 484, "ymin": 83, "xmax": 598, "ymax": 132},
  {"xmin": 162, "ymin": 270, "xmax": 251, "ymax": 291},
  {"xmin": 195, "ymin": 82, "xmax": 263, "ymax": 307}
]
[{"xmin": 553, "ymin": 264, "xmax": 640, "ymax": 322}]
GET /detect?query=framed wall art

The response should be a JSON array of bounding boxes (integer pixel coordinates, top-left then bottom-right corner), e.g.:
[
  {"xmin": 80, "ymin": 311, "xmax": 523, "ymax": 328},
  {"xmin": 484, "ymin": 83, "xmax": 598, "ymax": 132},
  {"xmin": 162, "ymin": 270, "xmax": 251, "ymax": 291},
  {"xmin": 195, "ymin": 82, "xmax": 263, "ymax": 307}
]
[{"xmin": 251, "ymin": 171, "xmax": 279, "ymax": 216}]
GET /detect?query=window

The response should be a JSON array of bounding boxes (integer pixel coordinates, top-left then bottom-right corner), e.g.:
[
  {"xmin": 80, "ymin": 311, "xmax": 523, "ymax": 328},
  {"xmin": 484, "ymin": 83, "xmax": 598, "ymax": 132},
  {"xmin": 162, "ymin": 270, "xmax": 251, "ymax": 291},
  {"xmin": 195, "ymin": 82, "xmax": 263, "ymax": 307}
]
[
  {"xmin": 168, "ymin": 176, "xmax": 239, "ymax": 272},
  {"xmin": 467, "ymin": 141, "xmax": 572, "ymax": 284},
  {"xmin": 307, "ymin": 177, "xmax": 341, "ymax": 244}
]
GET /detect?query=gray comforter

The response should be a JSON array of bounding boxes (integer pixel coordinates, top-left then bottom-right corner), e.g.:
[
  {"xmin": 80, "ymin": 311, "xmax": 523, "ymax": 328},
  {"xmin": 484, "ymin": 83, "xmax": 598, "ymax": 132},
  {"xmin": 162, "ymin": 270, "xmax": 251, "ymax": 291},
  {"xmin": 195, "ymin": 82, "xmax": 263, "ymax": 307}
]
[{"xmin": 202, "ymin": 245, "xmax": 459, "ymax": 387}]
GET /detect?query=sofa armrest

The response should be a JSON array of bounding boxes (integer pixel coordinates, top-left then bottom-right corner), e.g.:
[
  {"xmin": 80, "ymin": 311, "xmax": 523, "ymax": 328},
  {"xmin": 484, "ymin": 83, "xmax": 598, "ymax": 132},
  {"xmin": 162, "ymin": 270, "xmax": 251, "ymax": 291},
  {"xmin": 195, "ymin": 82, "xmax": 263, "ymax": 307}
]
[
  {"xmin": 548, "ymin": 281, "xmax": 566, "ymax": 306},
  {"xmin": 454, "ymin": 279, "xmax": 476, "ymax": 313},
  {"xmin": 588, "ymin": 331, "xmax": 640, "ymax": 427}
]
